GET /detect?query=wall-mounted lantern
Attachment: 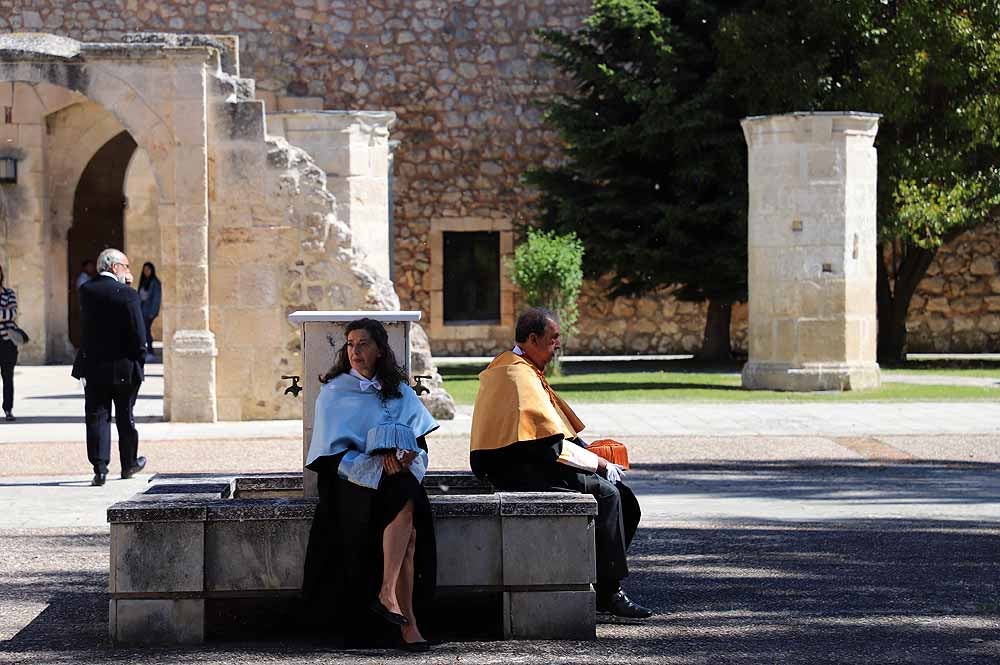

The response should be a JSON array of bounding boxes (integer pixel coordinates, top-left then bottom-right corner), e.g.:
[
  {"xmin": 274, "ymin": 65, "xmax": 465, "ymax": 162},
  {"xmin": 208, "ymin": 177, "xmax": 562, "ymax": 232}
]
[{"xmin": 0, "ymin": 157, "xmax": 16, "ymax": 184}]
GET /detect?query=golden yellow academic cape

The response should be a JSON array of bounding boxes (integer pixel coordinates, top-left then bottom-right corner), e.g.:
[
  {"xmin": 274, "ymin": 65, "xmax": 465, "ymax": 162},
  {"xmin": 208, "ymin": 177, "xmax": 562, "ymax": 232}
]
[{"xmin": 470, "ymin": 351, "xmax": 585, "ymax": 452}]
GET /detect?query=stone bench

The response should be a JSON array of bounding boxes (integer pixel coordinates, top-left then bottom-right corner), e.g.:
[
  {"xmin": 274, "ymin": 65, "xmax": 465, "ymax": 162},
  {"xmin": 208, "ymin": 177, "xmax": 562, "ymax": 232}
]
[{"xmin": 107, "ymin": 471, "xmax": 597, "ymax": 645}]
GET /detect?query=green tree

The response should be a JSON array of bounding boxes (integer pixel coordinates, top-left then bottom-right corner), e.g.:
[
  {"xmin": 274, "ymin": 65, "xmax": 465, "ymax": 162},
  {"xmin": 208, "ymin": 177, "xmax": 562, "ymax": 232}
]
[
  {"xmin": 717, "ymin": 0, "xmax": 1000, "ymax": 361},
  {"xmin": 509, "ymin": 228, "xmax": 585, "ymax": 339},
  {"xmin": 526, "ymin": 0, "xmax": 748, "ymax": 361}
]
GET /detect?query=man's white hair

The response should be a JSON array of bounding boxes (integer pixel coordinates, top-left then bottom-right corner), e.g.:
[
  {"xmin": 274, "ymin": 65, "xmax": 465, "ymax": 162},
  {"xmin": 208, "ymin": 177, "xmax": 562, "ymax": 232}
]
[{"xmin": 96, "ymin": 248, "xmax": 127, "ymax": 274}]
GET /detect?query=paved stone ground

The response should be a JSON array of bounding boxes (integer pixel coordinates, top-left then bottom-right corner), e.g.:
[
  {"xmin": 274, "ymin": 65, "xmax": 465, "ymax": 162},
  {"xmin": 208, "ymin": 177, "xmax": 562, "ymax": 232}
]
[
  {"xmin": 1, "ymin": 462, "xmax": 999, "ymax": 664},
  {"xmin": 0, "ymin": 365, "xmax": 998, "ymax": 663}
]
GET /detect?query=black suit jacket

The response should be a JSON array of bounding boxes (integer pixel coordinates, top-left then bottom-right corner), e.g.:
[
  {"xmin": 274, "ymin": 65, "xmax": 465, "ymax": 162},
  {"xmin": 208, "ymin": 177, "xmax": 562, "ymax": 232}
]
[{"xmin": 72, "ymin": 275, "xmax": 146, "ymax": 386}]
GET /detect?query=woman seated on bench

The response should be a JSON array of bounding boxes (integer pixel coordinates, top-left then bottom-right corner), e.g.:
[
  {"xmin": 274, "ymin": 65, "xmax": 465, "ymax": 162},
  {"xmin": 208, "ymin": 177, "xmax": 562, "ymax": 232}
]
[{"xmin": 302, "ymin": 318, "xmax": 439, "ymax": 652}]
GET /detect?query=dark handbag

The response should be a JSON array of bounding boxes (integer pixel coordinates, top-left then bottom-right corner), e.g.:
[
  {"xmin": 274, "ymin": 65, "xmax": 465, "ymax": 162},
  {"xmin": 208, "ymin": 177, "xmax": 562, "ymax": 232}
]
[{"xmin": 7, "ymin": 326, "xmax": 29, "ymax": 347}]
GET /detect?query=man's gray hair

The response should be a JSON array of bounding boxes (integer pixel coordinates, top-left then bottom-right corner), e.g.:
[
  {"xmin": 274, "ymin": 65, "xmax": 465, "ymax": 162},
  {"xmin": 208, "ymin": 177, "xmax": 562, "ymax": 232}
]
[{"xmin": 96, "ymin": 248, "xmax": 127, "ymax": 274}]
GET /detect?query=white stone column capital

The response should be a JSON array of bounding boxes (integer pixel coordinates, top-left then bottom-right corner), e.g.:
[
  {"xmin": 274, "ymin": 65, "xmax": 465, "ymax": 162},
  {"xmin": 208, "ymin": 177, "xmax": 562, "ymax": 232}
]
[{"xmin": 741, "ymin": 111, "xmax": 881, "ymax": 148}]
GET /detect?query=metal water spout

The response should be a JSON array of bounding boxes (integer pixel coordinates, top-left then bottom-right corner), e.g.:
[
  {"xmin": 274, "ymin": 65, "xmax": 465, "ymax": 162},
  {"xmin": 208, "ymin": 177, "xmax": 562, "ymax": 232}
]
[
  {"xmin": 412, "ymin": 375, "xmax": 431, "ymax": 396},
  {"xmin": 282, "ymin": 375, "xmax": 302, "ymax": 397}
]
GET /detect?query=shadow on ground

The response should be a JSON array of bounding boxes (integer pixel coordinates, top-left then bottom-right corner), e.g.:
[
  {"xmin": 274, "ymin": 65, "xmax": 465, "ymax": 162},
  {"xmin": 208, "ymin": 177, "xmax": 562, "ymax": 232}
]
[
  {"xmin": 1, "ymin": 464, "xmax": 998, "ymax": 664},
  {"xmin": 26, "ymin": 395, "xmax": 162, "ymax": 401},
  {"xmin": 0, "ymin": 415, "xmax": 163, "ymax": 424},
  {"xmin": 628, "ymin": 461, "xmax": 1000, "ymax": 506}
]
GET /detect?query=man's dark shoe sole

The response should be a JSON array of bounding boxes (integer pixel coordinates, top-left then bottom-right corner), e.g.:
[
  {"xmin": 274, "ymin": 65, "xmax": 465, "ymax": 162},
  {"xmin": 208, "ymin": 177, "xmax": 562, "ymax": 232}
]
[{"xmin": 91, "ymin": 473, "xmax": 106, "ymax": 487}]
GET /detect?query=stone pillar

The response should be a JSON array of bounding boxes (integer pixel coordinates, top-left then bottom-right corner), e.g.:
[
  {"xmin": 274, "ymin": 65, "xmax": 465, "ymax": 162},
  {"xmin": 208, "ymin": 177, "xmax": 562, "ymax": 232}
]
[
  {"xmin": 164, "ymin": 60, "xmax": 217, "ymax": 421},
  {"xmin": 267, "ymin": 110, "xmax": 396, "ymax": 280},
  {"xmin": 741, "ymin": 112, "xmax": 882, "ymax": 391},
  {"xmin": 1, "ymin": 82, "xmax": 48, "ymax": 364},
  {"xmin": 289, "ymin": 310, "xmax": 420, "ymax": 497}
]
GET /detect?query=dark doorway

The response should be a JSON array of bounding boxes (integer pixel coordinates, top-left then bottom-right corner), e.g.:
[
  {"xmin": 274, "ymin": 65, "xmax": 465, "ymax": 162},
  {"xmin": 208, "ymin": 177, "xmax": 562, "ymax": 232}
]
[
  {"xmin": 68, "ymin": 131, "xmax": 137, "ymax": 347},
  {"xmin": 442, "ymin": 230, "xmax": 501, "ymax": 324}
]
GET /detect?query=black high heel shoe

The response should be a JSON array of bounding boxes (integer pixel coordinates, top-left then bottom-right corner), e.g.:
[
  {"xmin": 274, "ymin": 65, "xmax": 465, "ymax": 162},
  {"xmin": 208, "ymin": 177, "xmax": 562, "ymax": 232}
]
[
  {"xmin": 397, "ymin": 636, "xmax": 430, "ymax": 652},
  {"xmin": 369, "ymin": 598, "xmax": 408, "ymax": 626}
]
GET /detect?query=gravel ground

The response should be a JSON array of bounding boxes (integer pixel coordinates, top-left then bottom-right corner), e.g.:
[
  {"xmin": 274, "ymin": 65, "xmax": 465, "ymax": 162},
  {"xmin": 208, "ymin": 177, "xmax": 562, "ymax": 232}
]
[{"xmin": 2, "ymin": 464, "xmax": 999, "ymax": 664}]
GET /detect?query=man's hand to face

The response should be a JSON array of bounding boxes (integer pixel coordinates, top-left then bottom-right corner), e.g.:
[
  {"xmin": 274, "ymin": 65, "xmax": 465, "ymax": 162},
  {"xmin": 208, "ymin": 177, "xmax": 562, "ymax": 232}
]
[
  {"xmin": 521, "ymin": 318, "xmax": 561, "ymax": 371},
  {"xmin": 112, "ymin": 256, "xmax": 133, "ymax": 286}
]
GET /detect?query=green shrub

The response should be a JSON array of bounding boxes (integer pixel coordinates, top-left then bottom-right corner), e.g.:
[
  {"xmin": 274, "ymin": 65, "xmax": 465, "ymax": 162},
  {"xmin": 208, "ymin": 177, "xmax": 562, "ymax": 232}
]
[{"xmin": 509, "ymin": 229, "xmax": 585, "ymax": 338}]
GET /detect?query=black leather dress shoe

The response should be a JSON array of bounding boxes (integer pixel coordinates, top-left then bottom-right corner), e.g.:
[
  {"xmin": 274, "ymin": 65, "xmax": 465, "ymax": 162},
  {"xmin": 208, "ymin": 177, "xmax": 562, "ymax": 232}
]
[
  {"xmin": 369, "ymin": 598, "xmax": 408, "ymax": 625},
  {"xmin": 91, "ymin": 472, "xmax": 107, "ymax": 487},
  {"xmin": 121, "ymin": 456, "xmax": 147, "ymax": 480},
  {"xmin": 597, "ymin": 589, "xmax": 654, "ymax": 619}
]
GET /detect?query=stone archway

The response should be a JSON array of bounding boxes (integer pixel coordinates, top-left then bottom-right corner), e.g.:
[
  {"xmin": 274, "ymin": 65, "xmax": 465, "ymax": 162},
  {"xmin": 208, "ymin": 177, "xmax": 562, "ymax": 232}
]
[
  {"xmin": 1, "ymin": 32, "xmax": 456, "ymax": 423},
  {"xmin": 0, "ymin": 33, "xmax": 216, "ymax": 421},
  {"xmin": 43, "ymin": 96, "xmax": 138, "ymax": 360},
  {"xmin": 67, "ymin": 130, "xmax": 137, "ymax": 346}
]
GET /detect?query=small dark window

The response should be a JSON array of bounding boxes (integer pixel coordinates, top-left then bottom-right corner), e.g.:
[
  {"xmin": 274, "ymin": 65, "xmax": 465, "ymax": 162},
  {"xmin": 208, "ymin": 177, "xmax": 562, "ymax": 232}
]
[
  {"xmin": 443, "ymin": 231, "xmax": 500, "ymax": 324},
  {"xmin": 0, "ymin": 157, "xmax": 16, "ymax": 184}
]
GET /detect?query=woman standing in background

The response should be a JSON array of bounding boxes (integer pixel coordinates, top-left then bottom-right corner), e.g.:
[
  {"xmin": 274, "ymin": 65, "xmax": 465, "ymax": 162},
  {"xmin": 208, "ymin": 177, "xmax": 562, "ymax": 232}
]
[{"xmin": 137, "ymin": 262, "xmax": 161, "ymax": 361}]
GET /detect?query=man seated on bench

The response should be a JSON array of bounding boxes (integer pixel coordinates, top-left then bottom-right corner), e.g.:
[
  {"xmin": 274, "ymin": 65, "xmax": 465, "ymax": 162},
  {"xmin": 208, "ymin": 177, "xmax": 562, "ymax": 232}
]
[{"xmin": 469, "ymin": 307, "xmax": 653, "ymax": 619}]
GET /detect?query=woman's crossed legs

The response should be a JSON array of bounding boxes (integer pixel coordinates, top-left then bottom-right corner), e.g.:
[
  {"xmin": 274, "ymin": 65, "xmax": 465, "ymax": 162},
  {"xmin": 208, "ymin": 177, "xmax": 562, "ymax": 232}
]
[{"xmin": 379, "ymin": 499, "xmax": 425, "ymax": 644}]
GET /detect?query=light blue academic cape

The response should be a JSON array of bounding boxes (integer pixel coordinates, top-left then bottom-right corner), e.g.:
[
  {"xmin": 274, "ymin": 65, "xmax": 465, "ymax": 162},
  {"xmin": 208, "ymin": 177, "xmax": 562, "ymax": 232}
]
[{"xmin": 305, "ymin": 373, "xmax": 439, "ymax": 490}]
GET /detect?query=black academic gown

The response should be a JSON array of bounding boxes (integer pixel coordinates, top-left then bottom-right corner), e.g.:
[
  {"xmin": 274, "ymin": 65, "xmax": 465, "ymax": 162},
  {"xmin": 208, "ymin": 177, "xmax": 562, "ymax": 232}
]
[
  {"xmin": 473, "ymin": 434, "xmax": 641, "ymax": 593},
  {"xmin": 302, "ymin": 444, "xmax": 436, "ymax": 647}
]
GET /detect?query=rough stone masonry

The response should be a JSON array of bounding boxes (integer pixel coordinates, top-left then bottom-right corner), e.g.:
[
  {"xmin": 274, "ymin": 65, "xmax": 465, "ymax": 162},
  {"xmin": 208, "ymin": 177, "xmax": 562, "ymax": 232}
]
[{"xmin": 2, "ymin": 3, "xmax": 999, "ymax": 355}]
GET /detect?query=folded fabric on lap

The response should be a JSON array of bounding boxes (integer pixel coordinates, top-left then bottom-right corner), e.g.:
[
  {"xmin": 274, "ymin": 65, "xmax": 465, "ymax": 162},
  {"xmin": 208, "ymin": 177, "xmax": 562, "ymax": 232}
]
[{"xmin": 365, "ymin": 421, "xmax": 421, "ymax": 455}]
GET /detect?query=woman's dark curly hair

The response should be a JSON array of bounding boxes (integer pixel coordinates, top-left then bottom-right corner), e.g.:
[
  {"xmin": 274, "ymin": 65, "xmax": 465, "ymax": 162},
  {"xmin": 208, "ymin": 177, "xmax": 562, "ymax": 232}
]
[{"xmin": 319, "ymin": 318, "xmax": 406, "ymax": 399}]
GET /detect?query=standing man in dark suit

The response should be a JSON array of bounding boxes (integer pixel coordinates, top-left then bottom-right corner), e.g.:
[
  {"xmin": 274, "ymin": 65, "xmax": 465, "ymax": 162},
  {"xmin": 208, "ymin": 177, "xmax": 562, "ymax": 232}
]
[{"xmin": 72, "ymin": 248, "xmax": 148, "ymax": 487}]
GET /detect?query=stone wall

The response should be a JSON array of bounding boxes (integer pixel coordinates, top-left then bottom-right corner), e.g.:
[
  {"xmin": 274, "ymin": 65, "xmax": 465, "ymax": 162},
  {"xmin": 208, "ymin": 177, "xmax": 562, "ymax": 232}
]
[
  {"xmin": 906, "ymin": 227, "xmax": 1000, "ymax": 353},
  {"xmin": 266, "ymin": 111, "xmax": 395, "ymax": 282},
  {"xmin": 0, "ymin": 34, "xmax": 453, "ymax": 423},
  {"xmin": 572, "ymin": 280, "xmax": 749, "ymax": 356},
  {"xmin": 124, "ymin": 147, "xmax": 162, "ymax": 343},
  {"xmin": 565, "ymin": 221, "xmax": 1000, "ymax": 357},
  {"xmin": 4, "ymin": 6, "xmax": 1000, "ymax": 356},
  {"xmin": 1, "ymin": 1, "xmax": 593, "ymax": 356},
  {"xmin": 426, "ymin": 274, "xmax": 749, "ymax": 357},
  {"xmin": 579, "ymin": 220, "xmax": 1000, "ymax": 357}
]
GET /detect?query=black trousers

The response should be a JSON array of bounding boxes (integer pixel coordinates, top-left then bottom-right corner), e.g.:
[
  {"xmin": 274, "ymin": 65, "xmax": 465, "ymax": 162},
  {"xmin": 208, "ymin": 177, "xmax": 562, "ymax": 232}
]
[
  {"xmin": 488, "ymin": 462, "xmax": 641, "ymax": 591},
  {"xmin": 0, "ymin": 339, "xmax": 16, "ymax": 413},
  {"xmin": 85, "ymin": 381, "xmax": 141, "ymax": 475},
  {"xmin": 143, "ymin": 317, "xmax": 155, "ymax": 354}
]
